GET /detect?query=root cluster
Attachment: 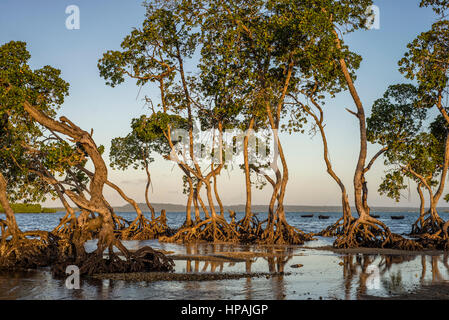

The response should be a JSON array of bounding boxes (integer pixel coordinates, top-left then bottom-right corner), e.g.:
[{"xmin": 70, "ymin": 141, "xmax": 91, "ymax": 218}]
[
  {"xmin": 410, "ymin": 214, "xmax": 445, "ymax": 237},
  {"xmin": 120, "ymin": 211, "xmax": 175, "ymax": 240},
  {"xmin": 0, "ymin": 231, "xmax": 60, "ymax": 269},
  {"xmin": 0, "ymin": 220, "xmax": 175, "ymax": 276},
  {"xmin": 258, "ymin": 220, "xmax": 313, "ymax": 245},
  {"xmin": 333, "ymin": 217, "xmax": 423, "ymax": 250},
  {"xmin": 235, "ymin": 214, "xmax": 265, "ymax": 243},
  {"xmin": 160, "ymin": 216, "xmax": 240, "ymax": 244},
  {"xmin": 52, "ymin": 245, "xmax": 174, "ymax": 276},
  {"xmin": 317, "ymin": 216, "xmax": 355, "ymax": 237}
]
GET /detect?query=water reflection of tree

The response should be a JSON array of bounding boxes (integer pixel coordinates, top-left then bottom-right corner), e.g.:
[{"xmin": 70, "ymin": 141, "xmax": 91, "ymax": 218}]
[
  {"xmin": 340, "ymin": 253, "xmax": 449, "ymax": 299},
  {"xmin": 179, "ymin": 243, "xmax": 295, "ymax": 299},
  {"xmin": 420, "ymin": 255, "xmax": 445, "ymax": 284},
  {"xmin": 340, "ymin": 254, "xmax": 415, "ymax": 299},
  {"xmin": 183, "ymin": 243, "xmax": 229, "ymax": 273}
]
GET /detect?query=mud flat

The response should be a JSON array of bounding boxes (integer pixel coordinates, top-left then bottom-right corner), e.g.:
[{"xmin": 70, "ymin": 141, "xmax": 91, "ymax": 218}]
[{"xmin": 92, "ymin": 271, "xmax": 288, "ymax": 282}]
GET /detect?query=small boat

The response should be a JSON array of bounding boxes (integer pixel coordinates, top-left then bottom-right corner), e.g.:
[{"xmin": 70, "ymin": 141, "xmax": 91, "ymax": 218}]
[
  {"xmin": 371, "ymin": 215, "xmax": 380, "ymax": 218},
  {"xmin": 391, "ymin": 215, "xmax": 405, "ymax": 220},
  {"xmin": 318, "ymin": 215, "xmax": 330, "ymax": 220},
  {"xmin": 301, "ymin": 214, "xmax": 314, "ymax": 218}
]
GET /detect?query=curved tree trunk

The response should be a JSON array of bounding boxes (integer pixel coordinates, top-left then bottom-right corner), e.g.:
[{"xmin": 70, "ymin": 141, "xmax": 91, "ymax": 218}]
[
  {"xmin": 274, "ymin": 129, "xmax": 289, "ymax": 224},
  {"xmin": 303, "ymin": 98, "xmax": 353, "ymax": 223},
  {"xmin": 0, "ymin": 172, "xmax": 20, "ymax": 237},
  {"xmin": 204, "ymin": 180, "xmax": 217, "ymax": 219},
  {"xmin": 184, "ymin": 174, "xmax": 194, "ymax": 227},
  {"xmin": 211, "ymin": 163, "xmax": 224, "ymax": 217},
  {"xmin": 333, "ymin": 30, "xmax": 369, "ymax": 220},
  {"xmin": 418, "ymin": 184, "xmax": 425, "ymax": 218},
  {"xmin": 192, "ymin": 183, "xmax": 202, "ymax": 223},
  {"xmin": 196, "ymin": 181, "xmax": 210, "ymax": 219},
  {"xmin": 144, "ymin": 159, "xmax": 156, "ymax": 220},
  {"xmin": 210, "ymin": 123, "xmax": 225, "ymax": 217},
  {"xmin": 23, "ymin": 101, "xmax": 129, "ymax": 259},
  {"xmin": 433, "ymin": 130, "xmax": 449, "ymax": 207},
  {"xmin": 414, "ymin": 183, "xmax": 426, "ymax": 232},
  {"xmin": 52, "ymin": 183, "xmax": 77, "ymax": 233}
]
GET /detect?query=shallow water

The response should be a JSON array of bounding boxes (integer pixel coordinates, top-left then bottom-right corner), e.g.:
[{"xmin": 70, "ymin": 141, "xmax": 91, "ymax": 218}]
[
  {"xmin": 1, "ymin": 239, "xmax": 449, "ymax": 300},
  {"xmin": 11, "ymin": 210, "xmax": 449, "ymax": 235},
  {"xmin": 1, "ymin": 211, "xmax": 449, "ymax": 300}
]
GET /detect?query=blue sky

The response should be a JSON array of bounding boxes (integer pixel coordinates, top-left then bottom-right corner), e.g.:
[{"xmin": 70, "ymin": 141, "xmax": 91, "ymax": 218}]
[{"xmin": 0, "ymin": 0, "xmax": 445, "ymax": 208}]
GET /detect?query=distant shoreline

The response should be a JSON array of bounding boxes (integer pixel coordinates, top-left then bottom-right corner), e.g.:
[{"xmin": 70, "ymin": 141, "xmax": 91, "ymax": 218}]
[{"xmin": 35, "ymin": 203, "xmax": 449, "ymax": 214}]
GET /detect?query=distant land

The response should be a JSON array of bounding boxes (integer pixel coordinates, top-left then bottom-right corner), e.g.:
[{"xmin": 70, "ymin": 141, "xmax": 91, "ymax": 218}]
[{"xmin": 46, "ymin": 203, "xmax": 449, "ymax": 214}]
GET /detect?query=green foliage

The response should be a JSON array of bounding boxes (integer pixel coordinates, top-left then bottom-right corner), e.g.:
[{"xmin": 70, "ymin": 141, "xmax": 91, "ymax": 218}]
[
  {"xmin": 367, "ymin": 84, "xmax": 427, "ymax": 147},
  {"xmin": 110, "ymin": 113, "xmax": 187, "ymax": 171},
  {"xmin": 39, "ymin": 140, "xmax": 85, "ymax": 175},
  {"xmin": 378, "ymin": 171, "xmax": 407, "ymax": 202},
  {"xmin": 367, "ymin": 84, "xmax": 446, "ymax": 202},
  {"xmin": 420, "ymin": 0, "xmax": 449, "ymax": 16},
  {"xmin": 0, "ymin": 41, "xmax": 71, "ymax": 204},
  {"xmin": 382, "ymin": 132, "xmax": 442, "ymax": 198},
  {"xmin": 399, "ymin": 20, "xmax": 449, "ymax": 106}
]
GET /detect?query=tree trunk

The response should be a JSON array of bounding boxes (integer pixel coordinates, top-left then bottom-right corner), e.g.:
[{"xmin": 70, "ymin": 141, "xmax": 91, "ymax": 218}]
[
  {"xmin": 192, "ymin": 184, "xmax": 201, "ymax": 223},
  {"xmin": 144, "ymin": 159, "xmax": 156, "ymax": 220},
  {"xmin": 434, "ymin": 130, "xmax": 449, "ymax": 206},
  {"xmin": 333, "ymin": 30, "xmax": 369, "ymax": 219},
  {"xmin": 185, "ymin": 174, "xmax": 194, "ymax": 227},
  {"xmin": 243, "ymin": 118, "xmax": 255, "ymax": 222},
  {"xmin": 204, "ymin": 180, "xmax": 217, "ymax": 219},
  {"xmin": 211, "ymin": 163, "xmax": 224, "ymax": 217},
  {"xmin": 0, "ymin": 172, "xmax": 20, "ymax": 237},
  {"xmin": 304, "ymin": 99, "xmax": 353, "ymax": 222},
  {"xmin": 23, "ymin": 101, "xmax": 125, "ymax": 258},
  {"xmin": 417, "ymin": 183, "xmax": 426, "ymax": 229},
  {"xmin": 274, "ymin": 129, "xmax": 289, "ymax": 224}
]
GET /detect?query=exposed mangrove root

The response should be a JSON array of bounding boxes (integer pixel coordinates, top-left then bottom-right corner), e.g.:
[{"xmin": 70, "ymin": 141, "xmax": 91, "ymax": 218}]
[
  {"xmin": 410, "ymin": 212, "xmax": 446, "ymax": 237},
  {"xmin": 333, "ymin": 216, "xmax": 422, "ymax": 250},
  {"xmin": 112, "ymin": 213, "xmax": 130, "ymax": 231},
  {"xmin": 236, "ymin": 214, "xmax": 265, "ymax": 244},
  {"xmin": 120, "ymin": 210, "xmax": 175, "ymax": 240},
  {"xmin": 0, "ymin": 229, "xmax": 61, "ymax": 269},
  {"xmin": 414, "ymin": 233, "xmax": 449, "ymax": 250},
  {"xmin": 52, "ymin": 220, "xmax": 174, "ymax": 276},
  {"xmin": 52, "ymin": 213, "xmax": 78, "ymax": 238},
  {"xmin": 1, "ymin": 220, "xmax": 175, "ymax": 276},
  {"xmin": 52, "ymin": 245, "xmax": 175, "ymax": 276},
  {"xmin": 258, "ymin": 220, "xmax": 313, "ymax": 245},
  {"xmin": 159, "ymin": 216, "xmax": 240, "ymax": 244},
  {"xmin": 316, "ymin": 216, "xmax": 356, "ymax": 237},
  {"xmin": 120, "ymin": 214, "xmax": 150, "ymax": 240},
  {"xmin": 406, "ymin": 211, "xmax": 449, "ymax": 250}
]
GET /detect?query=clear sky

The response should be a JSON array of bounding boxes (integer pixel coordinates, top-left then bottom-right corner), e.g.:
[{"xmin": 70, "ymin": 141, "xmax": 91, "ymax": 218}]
[{"xmin": 0, "ymin": 0, "xmax": 446, "ymax": 208}]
